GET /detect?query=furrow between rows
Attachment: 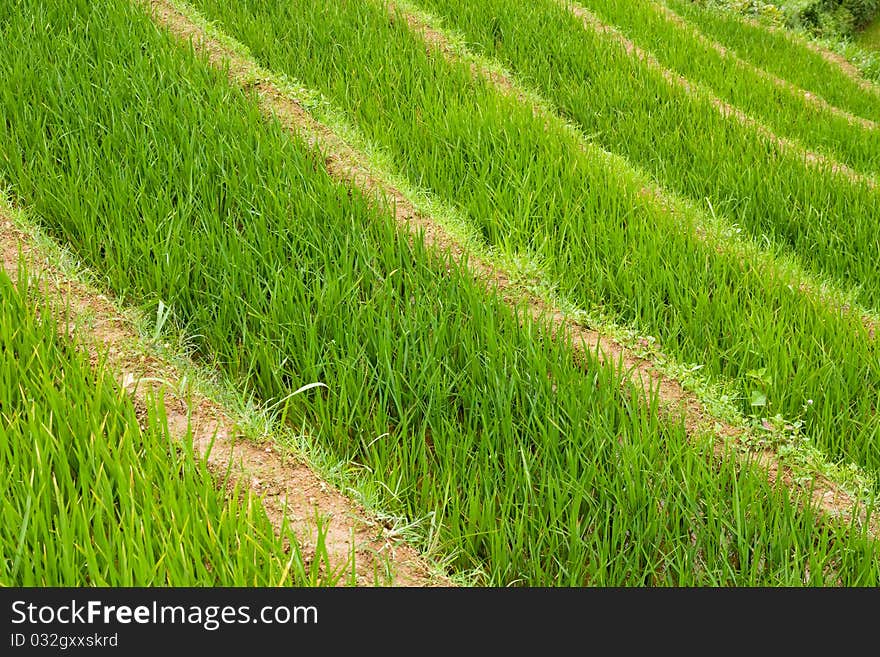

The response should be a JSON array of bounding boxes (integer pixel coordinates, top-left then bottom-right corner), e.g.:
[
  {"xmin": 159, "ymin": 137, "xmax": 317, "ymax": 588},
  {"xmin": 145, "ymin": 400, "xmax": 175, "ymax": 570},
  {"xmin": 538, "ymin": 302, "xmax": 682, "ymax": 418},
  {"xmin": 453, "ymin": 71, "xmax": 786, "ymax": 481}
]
[{"xmin": 0, "ymin": 209, "xmax": 444, "ymax": 587}]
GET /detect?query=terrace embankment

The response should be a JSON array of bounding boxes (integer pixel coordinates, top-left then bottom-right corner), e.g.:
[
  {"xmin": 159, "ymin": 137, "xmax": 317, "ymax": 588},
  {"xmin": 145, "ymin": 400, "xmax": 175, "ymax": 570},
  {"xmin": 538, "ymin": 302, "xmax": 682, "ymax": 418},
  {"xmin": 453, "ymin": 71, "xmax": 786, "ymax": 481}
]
[
  {"xmin": 0, "ymin": 209, "xmax": 446, "ymax": 587},
  {"xmin": 143, "ymin": 0, "xmax": 877, "ymax": 539}
]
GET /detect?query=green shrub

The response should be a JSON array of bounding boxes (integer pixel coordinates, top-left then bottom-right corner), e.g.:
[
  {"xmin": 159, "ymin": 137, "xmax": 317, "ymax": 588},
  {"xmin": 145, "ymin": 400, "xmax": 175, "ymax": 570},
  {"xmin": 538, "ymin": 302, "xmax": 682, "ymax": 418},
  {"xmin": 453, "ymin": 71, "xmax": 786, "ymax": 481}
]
[{"xmin": 696, "ymin": 0, "xmax": 879, "ymax": 36}]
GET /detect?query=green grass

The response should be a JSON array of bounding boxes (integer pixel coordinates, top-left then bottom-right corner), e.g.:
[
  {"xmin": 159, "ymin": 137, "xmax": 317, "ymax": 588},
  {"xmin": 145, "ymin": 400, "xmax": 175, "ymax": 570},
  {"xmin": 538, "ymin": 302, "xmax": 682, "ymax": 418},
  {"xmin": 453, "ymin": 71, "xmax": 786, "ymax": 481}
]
[
  {"xmin": 665, "ymin": 0, "xmax": 880, "ymax": 120},
  {"xmin": 1, "ymin": 0, "xmax": 878, "ymax": 585},
  {"xmin": 174, "ymin": 0, "xmax": 880, "ymax": 477},
  {"xmin": 0, "ymin": 268, "xmax": 325, "ymax": 586},
  {"xmin": 857, "ymin": 15, "xmax": 880, "ymax": 50},
  {"xmin": 570, "ymin": 0, "xmax": 880, "ymax": 177},
  {"xmin": 831, "ymin": 34, "xmax": 880, "ymax": 81},
  {"xmin": 411, "ymin": 0, "xmax": 880, "ymax": 308}
]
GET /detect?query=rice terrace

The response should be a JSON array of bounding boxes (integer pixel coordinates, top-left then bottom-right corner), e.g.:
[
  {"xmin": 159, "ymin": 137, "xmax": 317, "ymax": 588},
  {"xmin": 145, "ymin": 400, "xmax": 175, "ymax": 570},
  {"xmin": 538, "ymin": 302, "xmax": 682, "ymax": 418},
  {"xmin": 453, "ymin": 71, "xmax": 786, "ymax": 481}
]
[{"xmin": 2, "ymin": 0, "xmax": 880, "ymax": 588}]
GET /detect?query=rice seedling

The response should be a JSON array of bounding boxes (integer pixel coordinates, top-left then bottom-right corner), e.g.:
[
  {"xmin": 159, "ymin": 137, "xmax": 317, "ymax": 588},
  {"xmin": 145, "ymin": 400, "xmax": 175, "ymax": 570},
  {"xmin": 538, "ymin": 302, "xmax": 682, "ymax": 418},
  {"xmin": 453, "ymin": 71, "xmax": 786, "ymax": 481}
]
[
  {"xmin": 1, "ymin": 0, "xmax": 878, "ymax": 585},
  {"xmin": 409, "ymin": 0, "xmax": 880, "ymax": 305},
  {"xmin": 0, "ymin": 269, "xmax": 322, "ymax": 586},
  {"xmin": 565, "ymin": 0, "xmax": 880, "ymax": 177},
  {"xmin": 663, "ymin": 0, "xmax": 880, "ymax": 121},
  {"xmin": 172, "ymin": 0, "xmax": 880, "ymax": 475}
]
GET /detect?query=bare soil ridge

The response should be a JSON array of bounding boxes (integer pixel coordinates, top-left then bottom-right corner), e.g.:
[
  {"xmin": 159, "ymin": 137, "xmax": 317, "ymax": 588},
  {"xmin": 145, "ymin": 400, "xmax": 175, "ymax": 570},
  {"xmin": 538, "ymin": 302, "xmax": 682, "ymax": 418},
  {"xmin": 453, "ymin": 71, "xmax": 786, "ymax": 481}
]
[
  {"xmin": 810, "ymin": 45, "xmax": 880, "ymax": 95},
  {"xmin": 146, "ymin": 0, "xmax": 877, "ymax": 539},
  {"xmin": 650, "ymin": 0, "xmax": 878, "ymax": 130},
  {"xmin": 0, "ymin": 213, "xmax": 446, "ymax": 587}
]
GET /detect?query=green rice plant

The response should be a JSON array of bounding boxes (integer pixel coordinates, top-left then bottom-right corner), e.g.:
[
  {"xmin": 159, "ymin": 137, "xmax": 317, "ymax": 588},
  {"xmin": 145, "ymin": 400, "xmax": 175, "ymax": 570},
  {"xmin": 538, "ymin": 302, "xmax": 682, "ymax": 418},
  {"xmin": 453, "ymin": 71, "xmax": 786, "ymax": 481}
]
[
  {"xmin": 566, "ymin": 0, "xmax": 880, "ymax": 177},
  {"xmin": 409, "ymin": 0, "xmax": 880, "ymax": 307},
  {"xmin": 1, "ymin": 0, "xmax": 878, "ymax": 584},
  {"xmin": 173, "ymin": 0, "xmax": 880, "ymax": 475},
  {"xmin": 0, "ymin": 268, "xmax": 323, "ymax": 586},
  {"xmin": 665, "ymin": 0, "xmax": 880, "ymax": 120}
]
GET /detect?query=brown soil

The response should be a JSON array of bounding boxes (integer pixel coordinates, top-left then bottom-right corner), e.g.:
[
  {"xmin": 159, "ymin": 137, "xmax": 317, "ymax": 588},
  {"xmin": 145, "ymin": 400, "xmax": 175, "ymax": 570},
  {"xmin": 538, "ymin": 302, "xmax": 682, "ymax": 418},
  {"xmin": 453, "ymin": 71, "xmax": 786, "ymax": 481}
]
[
  {"xmin": 143, "ymin": 0, "xmax": 877, "ymax": 540},
  {"xmin": 0, "ymin": 215, "xmax": 448, "ymax": 587},
  {"xmin": 651, "ymin": 1, "xmax": 879, "ymax": 131}
]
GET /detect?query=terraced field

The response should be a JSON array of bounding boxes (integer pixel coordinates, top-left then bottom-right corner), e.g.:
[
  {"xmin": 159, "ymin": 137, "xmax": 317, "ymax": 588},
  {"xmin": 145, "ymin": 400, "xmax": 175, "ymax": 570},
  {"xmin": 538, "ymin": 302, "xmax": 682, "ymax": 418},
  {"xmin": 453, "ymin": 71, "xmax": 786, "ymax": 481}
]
[
  {"xmin": 0, "ymin": 268, "xmax": 324, "ymax": 585},
  {"xmin": 1, "ymin": 0, "xmax": 878, "ymax": 586}
]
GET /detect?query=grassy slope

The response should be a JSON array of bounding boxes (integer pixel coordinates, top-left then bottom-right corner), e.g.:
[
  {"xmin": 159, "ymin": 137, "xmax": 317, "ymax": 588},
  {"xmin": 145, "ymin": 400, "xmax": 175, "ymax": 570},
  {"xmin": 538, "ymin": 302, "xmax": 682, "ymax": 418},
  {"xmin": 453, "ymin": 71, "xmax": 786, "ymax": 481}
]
[
  {"xmin": 857, "ymin": 16, "xmax": 880, "ymax": 49},
  {"xmin": 575, "ymin": 0, "xmax": 880, "ymax": 177},
  {"xmin": 665, "ymin": 0, "xmax": 880, "ymax": 120},
  {"xmin": 0, "ymin": 270, "xmax": 317, "ymax": 586},
  {"xmin": 181, "ymin": 0, "xmax": 880, "ymax": 476},
  {"xmin": 0, "ymin": 0, "xmax": 877, "ymax": 584}
]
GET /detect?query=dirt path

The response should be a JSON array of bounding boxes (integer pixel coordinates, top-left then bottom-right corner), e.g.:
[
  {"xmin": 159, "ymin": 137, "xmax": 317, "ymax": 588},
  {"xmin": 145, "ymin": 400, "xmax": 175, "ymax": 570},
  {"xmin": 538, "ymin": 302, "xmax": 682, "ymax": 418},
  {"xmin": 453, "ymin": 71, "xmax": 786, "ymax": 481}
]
[
  {"xmin": 0, "ymin": 213, "xmax": 447, "ymax": 587},
  {"xmin": 143, "ymin": 0, "xmax": 877, "ymax": 540},
  {"xmin": 811, "ymin": 45, "xmax": 880, "ymax": 96},
  {"xmin": 649, "ymin": 0, "xmax": 878, "ymax": 131}
]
